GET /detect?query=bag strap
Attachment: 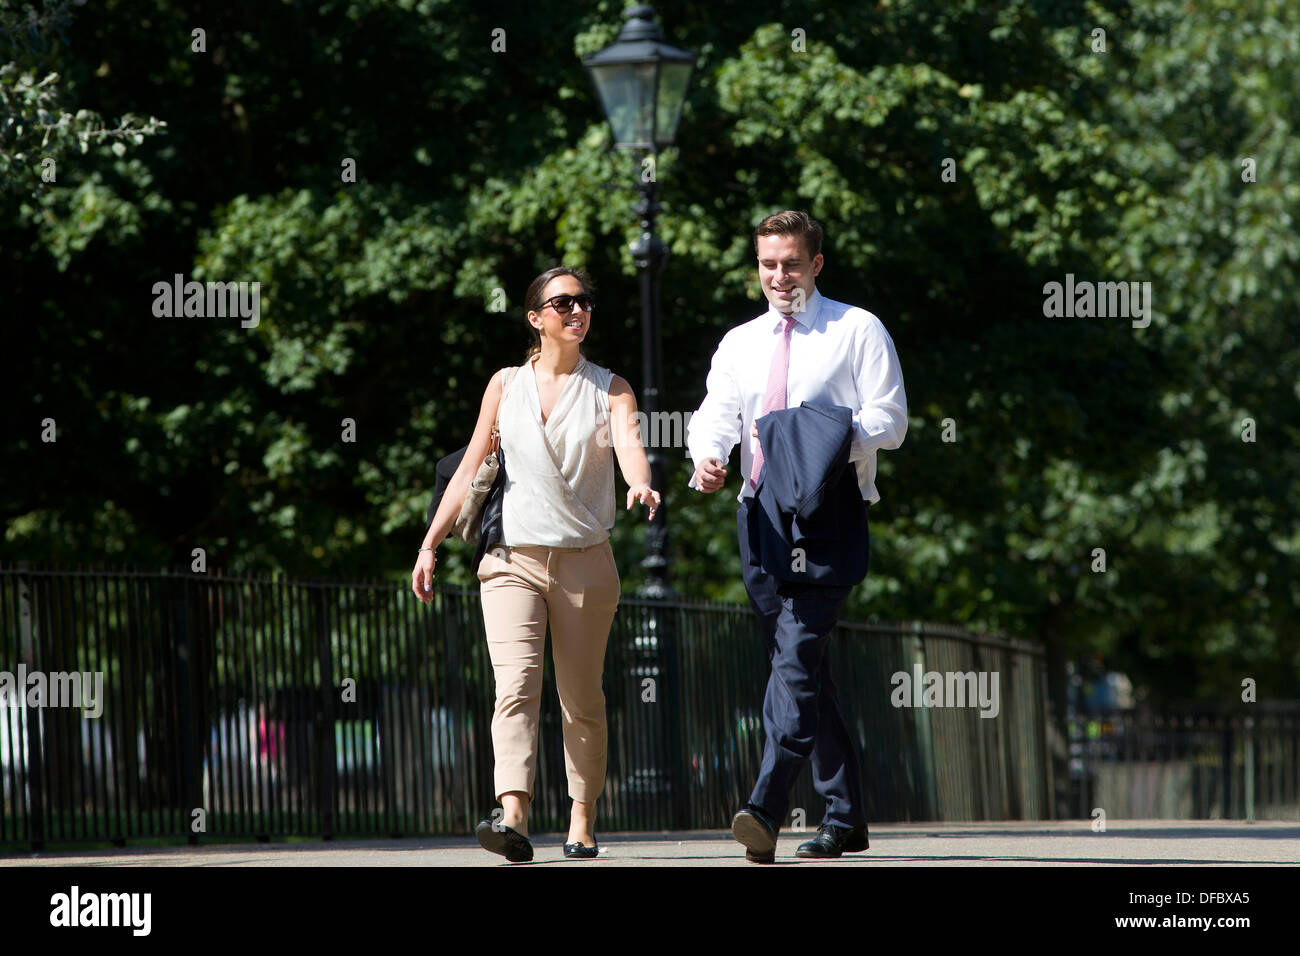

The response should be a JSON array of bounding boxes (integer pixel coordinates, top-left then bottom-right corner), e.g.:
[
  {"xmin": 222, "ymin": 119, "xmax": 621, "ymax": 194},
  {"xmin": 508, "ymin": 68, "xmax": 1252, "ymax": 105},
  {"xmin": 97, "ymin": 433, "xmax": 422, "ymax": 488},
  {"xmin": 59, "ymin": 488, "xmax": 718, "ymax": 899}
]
[{"xmin": 488, "ymin": 366, "xmax": 519, "ymax": 456}]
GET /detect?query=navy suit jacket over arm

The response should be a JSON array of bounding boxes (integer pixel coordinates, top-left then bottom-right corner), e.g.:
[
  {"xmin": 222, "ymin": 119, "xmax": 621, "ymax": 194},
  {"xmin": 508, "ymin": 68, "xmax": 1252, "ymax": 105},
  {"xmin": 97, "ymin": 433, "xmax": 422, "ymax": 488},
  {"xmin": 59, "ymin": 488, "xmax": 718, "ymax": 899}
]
[{"xmin": 750, "ymin": 402, "xmax": 870, "ymax": 588}]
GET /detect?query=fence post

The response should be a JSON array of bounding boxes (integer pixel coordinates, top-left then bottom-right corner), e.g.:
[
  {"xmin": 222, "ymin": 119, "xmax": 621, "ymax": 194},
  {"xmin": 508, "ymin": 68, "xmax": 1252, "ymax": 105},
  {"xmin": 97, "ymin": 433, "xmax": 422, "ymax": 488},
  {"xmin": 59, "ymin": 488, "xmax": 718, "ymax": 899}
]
[
  {"xmin": 16, "ymin": 563, "xmax": 45, "ymax": 851},
  {"xmin": 313, "ymin": 586, "xmax": 337, "ymax": 839},
  {"xmin": 911, "ymin": 623, "xmax": 938, "ymax": 819},
  {"xmin": 1221, "ymin": 718, "xmax": 1234, "ymax": 819},
  {"xmin": 623, "ymin": 604, "xmax": 660, "ymax": 828},
  {"xmin": 1039, "ymin": 650, "xmax": 1056, "ymax": 820},
  {"xmin": 1243, "ymin": 715, "xmax": 1255, "ymax": 823},
  {"xmin": 1002, "ymin": 646, "xmax": 1023, "ymax": 820},
  {"xmin": 659, "ymin": 605, "xmax": 689, "ymax": 830},
  {"xmin": 168, "ymin": 570, "xmax": 203, "ymax": 843}
]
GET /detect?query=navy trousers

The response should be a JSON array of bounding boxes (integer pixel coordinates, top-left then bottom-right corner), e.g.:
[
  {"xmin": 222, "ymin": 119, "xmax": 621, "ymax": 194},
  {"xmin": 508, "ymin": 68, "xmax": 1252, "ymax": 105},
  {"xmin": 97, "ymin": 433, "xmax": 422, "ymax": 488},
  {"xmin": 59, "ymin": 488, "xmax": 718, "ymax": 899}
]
[{"xmin": 737, "ymin": 499, "xmax": 867, "ymax": 830}]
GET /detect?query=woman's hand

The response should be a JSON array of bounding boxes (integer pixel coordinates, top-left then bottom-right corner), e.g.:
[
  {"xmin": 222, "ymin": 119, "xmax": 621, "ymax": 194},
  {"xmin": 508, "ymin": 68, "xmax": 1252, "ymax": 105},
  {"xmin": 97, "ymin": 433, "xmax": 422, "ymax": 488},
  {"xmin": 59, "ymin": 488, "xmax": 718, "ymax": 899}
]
[
  {"xmin": 626, "ymin": 485, "xmax": 661, "ymax": 521},
  {"xmin": 411, "ymin": 550, "xmax": 437, "ymax": 603}
]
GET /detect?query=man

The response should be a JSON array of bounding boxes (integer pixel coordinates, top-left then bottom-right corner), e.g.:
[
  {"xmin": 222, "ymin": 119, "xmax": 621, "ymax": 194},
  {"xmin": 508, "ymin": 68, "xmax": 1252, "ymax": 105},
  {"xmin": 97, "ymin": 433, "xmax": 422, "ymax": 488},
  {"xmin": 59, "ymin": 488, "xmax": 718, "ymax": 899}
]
[{"xmin": 687, "ymin": 210, "xmax": 908, "ymax": 862}]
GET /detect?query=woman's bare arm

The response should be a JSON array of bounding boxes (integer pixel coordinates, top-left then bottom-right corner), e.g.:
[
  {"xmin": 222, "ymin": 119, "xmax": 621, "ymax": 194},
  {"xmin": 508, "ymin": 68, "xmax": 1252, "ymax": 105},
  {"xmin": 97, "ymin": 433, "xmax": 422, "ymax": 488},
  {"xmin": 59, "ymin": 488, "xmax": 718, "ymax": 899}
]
[
  {"xmin": 608, "ymin": 375, "xmax": 660, "ymax": 518},
  {"xmin": 422, "ymin": 371, "xmax": 505, "ymax": 551}
]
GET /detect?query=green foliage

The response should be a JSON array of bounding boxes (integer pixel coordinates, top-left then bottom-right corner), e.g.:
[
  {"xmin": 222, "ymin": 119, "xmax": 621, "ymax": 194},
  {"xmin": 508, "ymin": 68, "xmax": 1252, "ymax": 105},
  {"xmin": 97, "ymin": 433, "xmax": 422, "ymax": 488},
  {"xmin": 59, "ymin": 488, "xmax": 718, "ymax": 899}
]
[
  {"xmin": 2, "ymin": 0, "xmax": 1297, "ymax": 703},
  {"xmin": 0, "ymin": 2, "xmax": 165, "ymax": 200}
]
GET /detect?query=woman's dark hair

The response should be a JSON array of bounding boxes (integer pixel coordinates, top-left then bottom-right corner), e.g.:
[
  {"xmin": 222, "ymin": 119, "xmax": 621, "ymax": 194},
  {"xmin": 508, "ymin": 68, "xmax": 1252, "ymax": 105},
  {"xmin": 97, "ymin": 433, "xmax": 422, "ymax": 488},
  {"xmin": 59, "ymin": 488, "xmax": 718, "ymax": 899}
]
[{"xmin": 522, "ymin": 267, "xmax": 594, "ymax": 361}]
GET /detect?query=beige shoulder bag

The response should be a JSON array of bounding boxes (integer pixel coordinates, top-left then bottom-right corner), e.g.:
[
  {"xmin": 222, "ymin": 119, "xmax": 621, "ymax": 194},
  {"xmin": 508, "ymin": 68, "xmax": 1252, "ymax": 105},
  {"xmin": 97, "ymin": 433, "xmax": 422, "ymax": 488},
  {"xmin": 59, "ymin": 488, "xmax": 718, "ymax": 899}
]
[{"xmin": 453, "ymin": 367, "xmax": 517, "ymax": 544}]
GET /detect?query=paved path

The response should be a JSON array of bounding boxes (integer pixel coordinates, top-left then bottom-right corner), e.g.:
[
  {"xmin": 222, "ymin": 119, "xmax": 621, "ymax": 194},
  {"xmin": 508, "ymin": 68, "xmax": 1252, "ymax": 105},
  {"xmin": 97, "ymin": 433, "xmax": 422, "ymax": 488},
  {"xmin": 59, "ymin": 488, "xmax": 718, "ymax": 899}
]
[{"xmin": 3, "ymin": 820, "xmax": 1297, "ymax": 866}]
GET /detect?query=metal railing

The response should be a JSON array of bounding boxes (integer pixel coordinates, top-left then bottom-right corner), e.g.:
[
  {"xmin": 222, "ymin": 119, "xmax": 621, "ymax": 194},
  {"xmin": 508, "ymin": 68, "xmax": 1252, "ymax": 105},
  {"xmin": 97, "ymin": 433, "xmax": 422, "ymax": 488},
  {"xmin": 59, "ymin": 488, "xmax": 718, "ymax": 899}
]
[
  {"xmin": 1069, "ymin": 708, "xmax": 1300, "ymax": 820},
  {"xmin": 0, "ymin": 564, "xmax": 1051, "ymax": 848}
]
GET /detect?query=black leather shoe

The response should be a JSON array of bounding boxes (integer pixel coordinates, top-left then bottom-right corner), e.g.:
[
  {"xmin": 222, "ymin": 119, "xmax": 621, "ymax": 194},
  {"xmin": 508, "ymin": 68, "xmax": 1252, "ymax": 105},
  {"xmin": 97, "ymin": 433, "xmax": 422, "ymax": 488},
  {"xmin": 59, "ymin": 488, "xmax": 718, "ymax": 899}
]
[
  {"xmin": 732, "ymin": 805, "xmax": 778, "ymax": 864},
  {"xmin": 795, "ymin": 823, "xmax": 869, "ymax": 858},
  {"xmin": 563, "ymin": 831, "xmax": 599, "ymax": 859},
  {"xmin": 476, "ymin": 818, "xmax": 534, "ymax": 862}
]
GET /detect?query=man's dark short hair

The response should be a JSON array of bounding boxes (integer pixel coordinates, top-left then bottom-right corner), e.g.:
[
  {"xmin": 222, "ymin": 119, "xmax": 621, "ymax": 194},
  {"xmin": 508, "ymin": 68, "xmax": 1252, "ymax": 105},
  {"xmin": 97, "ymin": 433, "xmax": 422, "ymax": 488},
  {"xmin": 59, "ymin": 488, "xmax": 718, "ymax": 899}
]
[{"xmin": 753, "ymin": 210, "xmax": 823, "ymax": 260}]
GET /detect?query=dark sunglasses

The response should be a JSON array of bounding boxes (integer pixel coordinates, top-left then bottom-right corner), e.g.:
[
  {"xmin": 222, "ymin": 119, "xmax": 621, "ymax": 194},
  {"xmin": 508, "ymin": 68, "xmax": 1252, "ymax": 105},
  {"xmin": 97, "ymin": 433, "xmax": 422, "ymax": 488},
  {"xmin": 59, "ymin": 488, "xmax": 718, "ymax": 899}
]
[{"xmin": 541, "ymin": 293, "xmax": 595, "ymax": 314}]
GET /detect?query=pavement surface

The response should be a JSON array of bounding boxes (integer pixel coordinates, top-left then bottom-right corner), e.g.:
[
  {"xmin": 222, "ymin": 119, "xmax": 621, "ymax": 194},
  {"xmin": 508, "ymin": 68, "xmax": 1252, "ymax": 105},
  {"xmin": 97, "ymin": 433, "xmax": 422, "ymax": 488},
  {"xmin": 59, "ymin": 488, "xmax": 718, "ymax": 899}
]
[{"xmin": 3, "ymin": 820, "xmax": 1298, "ymax": 866}]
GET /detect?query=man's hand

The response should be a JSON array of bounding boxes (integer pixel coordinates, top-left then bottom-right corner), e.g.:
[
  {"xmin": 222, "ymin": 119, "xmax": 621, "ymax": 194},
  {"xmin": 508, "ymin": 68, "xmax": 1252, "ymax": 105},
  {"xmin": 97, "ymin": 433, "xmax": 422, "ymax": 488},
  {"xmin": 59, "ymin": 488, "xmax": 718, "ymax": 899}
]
[{"xmin": 693, "ymin": 457, "xmax": 728, "ymax": 493}]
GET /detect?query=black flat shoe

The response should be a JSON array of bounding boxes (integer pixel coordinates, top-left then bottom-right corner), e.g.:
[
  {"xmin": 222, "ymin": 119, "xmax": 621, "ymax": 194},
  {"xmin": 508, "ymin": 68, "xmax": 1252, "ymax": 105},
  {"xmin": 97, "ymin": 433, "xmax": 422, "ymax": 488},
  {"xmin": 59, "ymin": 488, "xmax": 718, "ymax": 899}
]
[
  {"xmin": 795, "ymin": 822, "xmax": 869, "ymax": 858},
  {"xmin": 563, "ymin": 832, "xmax": 599, "ymax": 859},
  {"xmin": 476, "ymin": 818, "xmax": 534, "ymax": 862},
  {"xmin": 732, "ymin": 805, "xmax": 778, "ymax": 864}
]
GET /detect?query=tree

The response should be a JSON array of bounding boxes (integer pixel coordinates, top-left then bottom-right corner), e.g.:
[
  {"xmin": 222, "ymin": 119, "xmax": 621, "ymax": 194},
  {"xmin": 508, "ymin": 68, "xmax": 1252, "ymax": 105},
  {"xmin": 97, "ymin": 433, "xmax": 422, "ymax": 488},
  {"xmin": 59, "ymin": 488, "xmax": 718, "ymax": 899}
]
[{"xmin": 2, "ymin": 0, "xmax": 1295, "ymax": 720}]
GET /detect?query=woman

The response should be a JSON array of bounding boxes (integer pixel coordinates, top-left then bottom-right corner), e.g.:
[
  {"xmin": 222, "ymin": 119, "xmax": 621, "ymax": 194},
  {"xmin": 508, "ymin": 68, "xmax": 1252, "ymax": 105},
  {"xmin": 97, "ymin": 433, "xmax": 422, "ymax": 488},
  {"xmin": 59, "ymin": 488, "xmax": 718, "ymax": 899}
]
[{"xmin": 412, "ymin": 266, "xmax": 660, "ymax": 862}]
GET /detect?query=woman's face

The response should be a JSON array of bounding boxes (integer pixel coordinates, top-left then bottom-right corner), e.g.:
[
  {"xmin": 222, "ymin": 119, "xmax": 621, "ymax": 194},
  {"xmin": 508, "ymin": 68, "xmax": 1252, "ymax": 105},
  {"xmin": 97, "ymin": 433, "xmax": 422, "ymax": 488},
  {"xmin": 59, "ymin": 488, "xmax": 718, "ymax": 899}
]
[{"xmin": 528, "ymin": 274, "xmax": 591, "ymax": 347}]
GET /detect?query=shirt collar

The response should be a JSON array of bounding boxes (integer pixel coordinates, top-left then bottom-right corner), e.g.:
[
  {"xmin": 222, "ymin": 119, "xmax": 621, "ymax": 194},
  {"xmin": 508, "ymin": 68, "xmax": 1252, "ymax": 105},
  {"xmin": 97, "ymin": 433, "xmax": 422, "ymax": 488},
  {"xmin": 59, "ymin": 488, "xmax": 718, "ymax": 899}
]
[{"xmin": 767, "ymin": 287, "xmax": 823, "ymax": 332}]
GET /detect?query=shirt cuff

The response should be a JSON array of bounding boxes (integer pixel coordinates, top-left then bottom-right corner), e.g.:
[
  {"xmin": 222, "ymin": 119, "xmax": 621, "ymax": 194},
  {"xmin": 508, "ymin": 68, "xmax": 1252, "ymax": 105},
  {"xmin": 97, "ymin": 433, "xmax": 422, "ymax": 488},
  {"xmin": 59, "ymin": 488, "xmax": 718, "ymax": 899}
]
[
  {"xmin": 687, "ymin": 444, "xmax": 729, "ymax": 491},
  {"xmin": 849, "ymin": 413, "xmax": 902, "ymax": 461}
]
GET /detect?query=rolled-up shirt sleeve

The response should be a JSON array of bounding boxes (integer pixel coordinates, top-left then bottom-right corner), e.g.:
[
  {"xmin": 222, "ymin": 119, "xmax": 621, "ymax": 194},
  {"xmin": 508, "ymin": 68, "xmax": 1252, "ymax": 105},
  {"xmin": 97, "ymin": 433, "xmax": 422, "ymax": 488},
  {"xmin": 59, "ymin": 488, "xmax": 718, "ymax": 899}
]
[
  {"xmin": 687, "ymin": 333, "xmax": 744, "ymax": 490},
  {"xmin": 849, "ymin": 316, "xmax": 908, "ymax": 461}
]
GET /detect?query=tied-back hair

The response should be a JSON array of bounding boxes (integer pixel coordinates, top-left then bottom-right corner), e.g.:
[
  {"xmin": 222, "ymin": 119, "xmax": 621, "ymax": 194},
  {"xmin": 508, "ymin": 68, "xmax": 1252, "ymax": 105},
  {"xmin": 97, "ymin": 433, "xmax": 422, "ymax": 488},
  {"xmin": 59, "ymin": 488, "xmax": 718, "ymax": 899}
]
[{"xmin": 522, "ymin": 267, "xmax": 596, "ymax": 362}]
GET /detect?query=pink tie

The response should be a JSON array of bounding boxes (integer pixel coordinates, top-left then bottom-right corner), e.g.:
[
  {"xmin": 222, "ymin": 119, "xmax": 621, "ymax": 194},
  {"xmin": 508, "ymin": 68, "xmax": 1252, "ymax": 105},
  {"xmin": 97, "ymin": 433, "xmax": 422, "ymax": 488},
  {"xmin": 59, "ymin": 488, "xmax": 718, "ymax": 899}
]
[{"xmin": 749, "ymin": 315, "xmax": 797, "ymax": 490}]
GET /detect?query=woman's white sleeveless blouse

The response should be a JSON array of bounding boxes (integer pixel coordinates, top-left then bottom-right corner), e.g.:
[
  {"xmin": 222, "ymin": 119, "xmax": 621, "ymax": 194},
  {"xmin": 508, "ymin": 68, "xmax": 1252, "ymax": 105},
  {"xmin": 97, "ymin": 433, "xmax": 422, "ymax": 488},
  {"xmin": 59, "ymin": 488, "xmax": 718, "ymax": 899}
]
[{"xmin": 498, "ymin": 356, "xmax": 616, "ymax": 548}]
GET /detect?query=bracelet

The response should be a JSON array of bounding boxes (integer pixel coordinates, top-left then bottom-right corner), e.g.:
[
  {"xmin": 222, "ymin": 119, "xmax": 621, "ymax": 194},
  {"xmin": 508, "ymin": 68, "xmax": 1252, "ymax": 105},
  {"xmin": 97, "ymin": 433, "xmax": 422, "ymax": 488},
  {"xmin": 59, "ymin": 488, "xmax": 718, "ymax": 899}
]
[{"xmin": 418, "ymin": 547, "xmax": 434, "ymax": 553}]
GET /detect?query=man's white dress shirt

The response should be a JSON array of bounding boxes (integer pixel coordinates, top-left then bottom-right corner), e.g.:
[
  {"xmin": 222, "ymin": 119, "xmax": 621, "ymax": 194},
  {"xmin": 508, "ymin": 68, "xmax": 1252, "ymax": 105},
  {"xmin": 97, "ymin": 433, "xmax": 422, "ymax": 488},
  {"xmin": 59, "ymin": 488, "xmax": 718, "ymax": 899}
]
[{"xmin": 687, "ymin": 288, "xmax": 908, "ymax": 503}]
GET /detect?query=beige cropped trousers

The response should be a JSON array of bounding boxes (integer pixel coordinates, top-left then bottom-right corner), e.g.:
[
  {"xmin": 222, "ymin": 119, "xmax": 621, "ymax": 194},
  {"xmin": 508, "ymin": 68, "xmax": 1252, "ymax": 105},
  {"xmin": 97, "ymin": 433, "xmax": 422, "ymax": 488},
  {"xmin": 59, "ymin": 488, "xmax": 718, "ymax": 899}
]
[{"xmin": 476, "ymin": 541, "xmax": 620, "ymax": 804}]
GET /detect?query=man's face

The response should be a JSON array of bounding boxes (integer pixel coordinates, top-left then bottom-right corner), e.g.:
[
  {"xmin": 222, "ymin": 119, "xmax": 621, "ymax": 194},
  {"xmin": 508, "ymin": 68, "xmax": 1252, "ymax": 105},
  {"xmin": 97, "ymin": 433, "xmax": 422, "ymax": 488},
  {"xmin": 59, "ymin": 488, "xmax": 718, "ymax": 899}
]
[{"xmin": 756, "ymin": 233, "xmax": 823, "ymax": 315}]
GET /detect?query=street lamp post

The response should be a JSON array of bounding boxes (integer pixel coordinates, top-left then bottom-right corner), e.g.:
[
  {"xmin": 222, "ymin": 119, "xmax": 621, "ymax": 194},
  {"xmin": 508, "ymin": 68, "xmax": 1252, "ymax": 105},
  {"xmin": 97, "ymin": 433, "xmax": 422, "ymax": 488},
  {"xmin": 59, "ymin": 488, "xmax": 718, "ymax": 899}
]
[
  {"xmin": 585, "ymin": 4, "xmax": 696, "ymax": 828},
  {"xmin": 629, "ymin": 179, "xmax": 669, "ymax": 596},
  {"xmin": 584, "ymin": 3, "xmax": 695, "ymax": 598}
]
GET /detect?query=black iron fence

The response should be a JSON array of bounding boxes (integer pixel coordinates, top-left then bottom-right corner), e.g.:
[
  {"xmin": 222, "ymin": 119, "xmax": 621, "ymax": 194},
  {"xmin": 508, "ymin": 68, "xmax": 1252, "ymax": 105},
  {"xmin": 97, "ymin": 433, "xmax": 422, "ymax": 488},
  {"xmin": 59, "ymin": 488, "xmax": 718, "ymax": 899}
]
[
  {"xmin": 0, "ymin": 564, "xmax": 1051, "ymax": 848},
  {"xmin": 1068, "ymin": 707, "xmax": 1300, "ymax": 820}
]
